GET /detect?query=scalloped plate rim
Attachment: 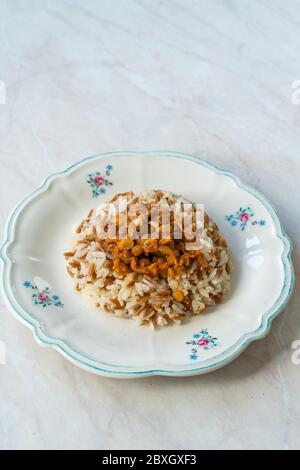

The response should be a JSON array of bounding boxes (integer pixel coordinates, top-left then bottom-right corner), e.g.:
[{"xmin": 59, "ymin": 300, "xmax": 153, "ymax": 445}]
[{"xmin": 0, "ymin": 151, "xmax": 295, "ymax": 378}]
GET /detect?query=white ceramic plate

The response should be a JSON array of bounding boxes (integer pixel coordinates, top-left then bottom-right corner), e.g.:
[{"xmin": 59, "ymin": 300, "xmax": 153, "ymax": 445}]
[{"xmin": 0, "ymin": 151, "xmax": 294, "ymax": 377}]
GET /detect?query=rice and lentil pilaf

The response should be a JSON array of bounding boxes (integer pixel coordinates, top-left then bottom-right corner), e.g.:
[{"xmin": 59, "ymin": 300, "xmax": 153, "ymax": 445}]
[{"xmin": 64, "ymin": 190, "xmax": 232, "ymax": 327}]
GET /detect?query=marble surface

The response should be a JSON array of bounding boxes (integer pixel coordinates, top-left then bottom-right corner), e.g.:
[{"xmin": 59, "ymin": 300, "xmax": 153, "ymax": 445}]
[{"xmin": 0, "ymin": 0, "xmax": 299, "ymax": 450}]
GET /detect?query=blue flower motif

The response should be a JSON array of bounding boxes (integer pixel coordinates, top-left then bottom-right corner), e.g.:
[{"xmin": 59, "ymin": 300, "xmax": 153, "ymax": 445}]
[
  {"xmin": 86, "ymin": 165, "xmax": 113, "ymax": 197},
  {"xmin": 225, "ymin": 207, "xmax": 266, "ymax": 231},
  {"xmin": 23, "ymin": 280, "xmax": 64, "ymax": 308},
  {"xmin": 190, "ymin": 353, "xmax": 198, "ymax": 360},
  {"xmin": 187, "ymin": 329, "xmax": 219, "ymax": 361}
]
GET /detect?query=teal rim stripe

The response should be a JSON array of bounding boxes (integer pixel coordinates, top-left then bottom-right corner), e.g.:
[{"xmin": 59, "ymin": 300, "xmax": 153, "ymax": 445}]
[{"xmin": 0, "ymin": 151, "xmax": 295, "ymax": 376}]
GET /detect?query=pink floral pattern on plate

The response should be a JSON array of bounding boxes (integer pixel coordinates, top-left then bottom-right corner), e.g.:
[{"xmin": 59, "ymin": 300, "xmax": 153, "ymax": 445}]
[
  {"xmin": 23, "ymin": 280, "xmax": 64, "ymax": 308},
  {"xmin": 225, "ymin": 207, "xmax": 265, "ymax": 231}
]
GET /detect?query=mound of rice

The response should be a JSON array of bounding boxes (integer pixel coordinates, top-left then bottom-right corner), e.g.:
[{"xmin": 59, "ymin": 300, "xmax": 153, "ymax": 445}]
[{"xmin": 64, "ymin": 190, "xmax": 231, "ymax": 327}]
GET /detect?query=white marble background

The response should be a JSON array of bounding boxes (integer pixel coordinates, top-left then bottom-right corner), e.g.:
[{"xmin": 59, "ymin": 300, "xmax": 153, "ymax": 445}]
[{"xmin": 0, "ymin": 0, "xmax": 299, "ymax": 450}]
